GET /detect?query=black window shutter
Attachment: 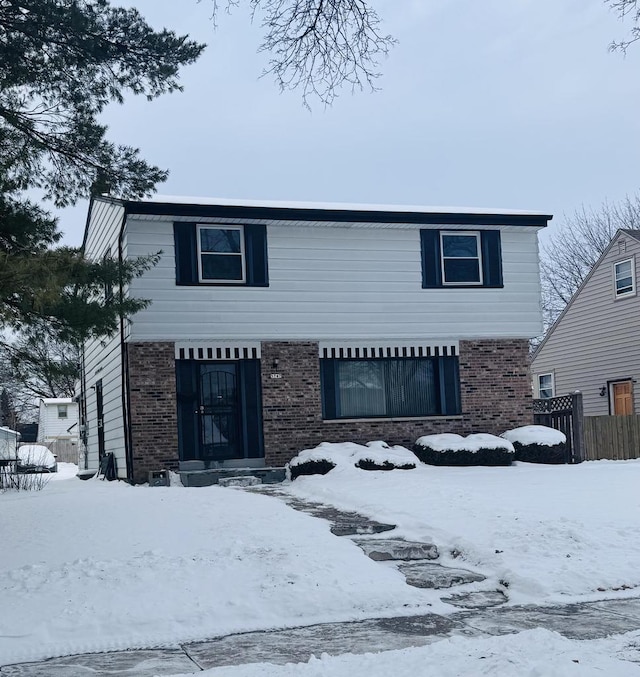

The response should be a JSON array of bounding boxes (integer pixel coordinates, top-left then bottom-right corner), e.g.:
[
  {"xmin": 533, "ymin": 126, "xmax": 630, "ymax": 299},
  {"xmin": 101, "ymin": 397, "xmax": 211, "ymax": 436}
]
[
  {"xmin": 420, "ymin": 229, "xmax": 442, "ymax": 288},
  {"xmin": 320, "ymin": 359, "xmax": 337, "ymax": 419},
  {"xmin": 175, "ymin": 361, "xmax": 199, "ymax": 461},
  {"xmin": 439, "ymin": 356, "xmax": 461, "ymax": 415},
  {"xmin": 173, "ymin": 223, "xmax": 198, "ymax": 285},
  {"xmin": 481, "ymin": 230, "xmax": 503, "ymax": 288},
  {"xmin": 240, "ymin": 360, "xmax": 264, "ymax": 459},
  {"xmin": 244, "ymin": 225, "xmax": 269, "ymax": 287}
]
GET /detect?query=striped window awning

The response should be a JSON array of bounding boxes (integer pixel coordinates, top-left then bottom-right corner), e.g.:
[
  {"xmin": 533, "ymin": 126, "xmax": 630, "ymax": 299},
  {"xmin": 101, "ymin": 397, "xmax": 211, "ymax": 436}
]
[
  {"xmin": 175, "ymin": 341, "xmax": 261, "ymax": 361},
  {"xmin": 319, "ymin": 340, "xmax": 459, "ymax": 359}
]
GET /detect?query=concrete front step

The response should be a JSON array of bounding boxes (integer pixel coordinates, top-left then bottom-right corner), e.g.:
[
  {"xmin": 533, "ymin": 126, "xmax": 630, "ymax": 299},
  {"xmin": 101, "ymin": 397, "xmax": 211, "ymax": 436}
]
[
  {"xmin": 398, "ymin": 561, "xmax": 486, "ymax": 589},
  {"xmin": 180, "ymin": 467, "xmax": 285, "ymax": 487},
  {"xmin": 351, "ymin": 537, "xmax": 439, "ymax": 561}
]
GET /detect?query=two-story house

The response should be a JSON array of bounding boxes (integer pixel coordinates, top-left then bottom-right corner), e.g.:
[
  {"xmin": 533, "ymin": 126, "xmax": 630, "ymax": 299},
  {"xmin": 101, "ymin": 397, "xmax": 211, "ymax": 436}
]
[
  {"xmin": 80, "ymin": 196, "xmax": 551, "ymax": 483},
  {"xmin": 532, "ymin": 229, "xmax": 640, "ymax": 416}
]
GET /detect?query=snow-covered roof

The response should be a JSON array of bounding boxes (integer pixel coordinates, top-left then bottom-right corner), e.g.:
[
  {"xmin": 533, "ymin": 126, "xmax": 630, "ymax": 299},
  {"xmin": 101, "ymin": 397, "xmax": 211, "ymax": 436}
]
[
  {"xmin": 40, "ymin": 398, "xmax": 74, "ymax": 405},
  {"xmin": 0, "ymin": 426, "xmax": 19, "ymax": 436},
  {"xmin": 131, "ymin": 194, "xmax": 551, "ymax": 217}
]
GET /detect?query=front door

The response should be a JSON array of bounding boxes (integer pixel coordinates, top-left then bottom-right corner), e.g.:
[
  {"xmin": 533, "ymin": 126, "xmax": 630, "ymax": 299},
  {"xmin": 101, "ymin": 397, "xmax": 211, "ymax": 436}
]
[
  {"xmin": 176, "ymin": 359, "xmax": 264, "ymax": 465},
  {"xmin": 612, "ymin": 381, "xmax": 634, "ymax": 415},
  {"xmin": 198, "ymin": 363, "xmax": 241, "ymax": 461}
]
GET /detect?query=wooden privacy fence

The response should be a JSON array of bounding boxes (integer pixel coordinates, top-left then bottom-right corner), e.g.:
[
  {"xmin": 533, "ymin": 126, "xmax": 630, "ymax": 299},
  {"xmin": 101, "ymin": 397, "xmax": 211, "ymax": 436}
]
[
  {"xmin": 583, "ymin": 415, "xmax": 640, "ymax": 461},
  {"xmin": 45, "ymin": 439, "xmax": 79, "ymax": 464}
]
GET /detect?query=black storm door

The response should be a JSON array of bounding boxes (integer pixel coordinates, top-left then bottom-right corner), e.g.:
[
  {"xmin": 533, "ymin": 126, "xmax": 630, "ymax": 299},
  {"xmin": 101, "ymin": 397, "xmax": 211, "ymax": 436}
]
[
  {"xmin": 176, "ymin": 359, "xmax": 264, "ymax": 464},
  {"xmin": 198, "ymin": 363, "xmax": 241, "ymax": 461}
]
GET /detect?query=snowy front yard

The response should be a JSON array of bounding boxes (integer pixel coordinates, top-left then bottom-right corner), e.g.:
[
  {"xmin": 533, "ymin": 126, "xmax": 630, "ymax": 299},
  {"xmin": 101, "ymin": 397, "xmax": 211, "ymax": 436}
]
[{"xmin": 2, "ymin": 459, "xmax": 640, "ymax": 674}]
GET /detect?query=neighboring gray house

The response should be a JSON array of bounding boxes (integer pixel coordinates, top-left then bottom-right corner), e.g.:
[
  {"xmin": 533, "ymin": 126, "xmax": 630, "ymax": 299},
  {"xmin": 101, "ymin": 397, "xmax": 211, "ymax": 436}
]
[
  {"xmin": 80, "ymin": 196, "xmax": 551, "ymax": 483},
  {"xmin": 532, "ymin": 229, "xmax": 640, "ymax": 416}
]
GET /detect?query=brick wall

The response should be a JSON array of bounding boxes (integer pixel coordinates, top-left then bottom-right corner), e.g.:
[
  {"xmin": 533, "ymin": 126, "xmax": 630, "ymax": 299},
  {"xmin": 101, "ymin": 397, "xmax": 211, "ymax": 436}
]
[
  {"xmin": 127, "ymin": 342, "xmax": 179, "ymax": 483},
  {"xmin": 261, "ymin": 339, "xmax": 532, "ymax": 466}
]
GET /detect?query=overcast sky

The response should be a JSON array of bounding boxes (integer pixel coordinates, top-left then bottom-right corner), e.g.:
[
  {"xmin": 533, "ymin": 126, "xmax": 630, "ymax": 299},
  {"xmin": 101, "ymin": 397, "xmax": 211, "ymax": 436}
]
[{"xmin": 57, "ymin": 0, "xmax": 640, "ymax": 247}]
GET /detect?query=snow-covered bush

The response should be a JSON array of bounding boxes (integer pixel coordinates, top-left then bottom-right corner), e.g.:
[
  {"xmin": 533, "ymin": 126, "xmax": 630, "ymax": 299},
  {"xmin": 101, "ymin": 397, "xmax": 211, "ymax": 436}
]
[
  {"xmin": 501, "ymin": 425, "xmax": 568, "ymax": 464},
  {"xmin": 288, "ymin": 441, "xmax": 418, "ymax": 479},
  {"xmin": 414, "ymin": 433, "xmax": 515, "ymax": 466}
]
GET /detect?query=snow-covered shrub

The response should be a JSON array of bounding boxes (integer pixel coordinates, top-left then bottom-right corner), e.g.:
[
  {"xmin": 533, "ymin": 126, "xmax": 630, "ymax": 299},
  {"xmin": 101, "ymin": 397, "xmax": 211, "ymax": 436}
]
[
  {"xmin": 288, "ymin": 441, "xmax": 418, "ymax": 479},
  {"xmin": 354, "ymin": 441, "xmax": 417, "ymax": 471},
  {"xmin": 414, "ymin": 433, "xmax": 515, "ymax": 466},
  {"xmin": 501, "ymin": 425, "xmax": 567, "ymax": 464}
]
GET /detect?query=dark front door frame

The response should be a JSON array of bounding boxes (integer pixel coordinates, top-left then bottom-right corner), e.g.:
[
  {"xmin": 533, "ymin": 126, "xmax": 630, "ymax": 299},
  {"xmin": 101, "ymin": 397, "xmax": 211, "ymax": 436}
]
[{"xmin": 176, "ymin": 359, "xmax": 264, "ymax": 467}]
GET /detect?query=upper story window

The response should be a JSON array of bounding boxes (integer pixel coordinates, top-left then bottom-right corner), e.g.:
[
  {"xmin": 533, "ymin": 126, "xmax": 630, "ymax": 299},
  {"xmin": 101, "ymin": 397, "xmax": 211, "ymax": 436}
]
[
  {"xmin": 614, "ymin": 258, "xmax": 635, "ymax": 298},
  {"xmin": 173, "ymin": 223, "xmax": 269, "ymax": 287},
  {"xmin": 197, "ymin": 226, "xmax": 245, "ymax": 283},
  {"xmin": 538, "ymin": 373, "xmax": 554, "ymax": 399},
  {"xmin": 421, "ymin": 229, "xmax": 503, "ymax": 289},
  {"xmin": 57, "ymin": 405, "xmax": 68, "ymax": 418},
  {"xmin": 440, "ymin": 232, "xmax": 483, "ymax": 285}
]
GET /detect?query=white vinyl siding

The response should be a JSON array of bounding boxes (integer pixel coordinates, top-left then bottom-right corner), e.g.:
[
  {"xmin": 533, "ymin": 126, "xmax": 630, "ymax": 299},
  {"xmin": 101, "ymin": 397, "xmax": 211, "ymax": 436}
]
[
  {"xmin": 37, "ymin": 401, "xmax": 79, "ymax": 442},
  {"xmin": 82, "ymin": 200, "xmax": 127, "ymax": 477},
  {"xmin": 532, "ymin": 233, "xmax": 640, "ymax": 416},
  {"xmin": 125, "ymin": 217, "xmax": 544, "ymax": 341}
]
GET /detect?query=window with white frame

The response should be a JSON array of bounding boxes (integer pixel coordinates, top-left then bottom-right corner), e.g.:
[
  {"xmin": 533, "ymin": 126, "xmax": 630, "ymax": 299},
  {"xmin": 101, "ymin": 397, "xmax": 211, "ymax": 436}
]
[
  {"xmin": 57, "ymin": 404, "xmax": 68, "ymax": 418},
  {"xmin": 440, "ymin": 231, "xmax": 483, "ymax": 285},
  {"xmin": 538, "ymin": 373, "xmax": 554, "ymax": 399},
  {"xmin": 614, "ymin": 258, "xmax": 635, "ymax": 298},
  {"xmin": 197, "ymin": 226, "xmax": 245, "ymax": 282}
]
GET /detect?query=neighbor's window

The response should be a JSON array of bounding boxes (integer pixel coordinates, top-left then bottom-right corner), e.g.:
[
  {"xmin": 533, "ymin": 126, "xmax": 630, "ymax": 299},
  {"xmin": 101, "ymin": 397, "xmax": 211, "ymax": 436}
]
[
  {"xmin": 538, "ymin": 374, "xmax": 554, "ymax": 399},
  {"xmin": 57, "ymin": 405, "xmax": 68, "ymax": 418},
  {"xmin": 614, "ymin": 258, "xmax": 635, "ymax": 298},
  {"xmin": 321, "ymin": 357, "xmax": 460, "ymax": 419},
  {"xmin": 440, "ymin": 231, "xmax": 483, "ymax": 285},
  {"xmin": 197, "ymin": 226, "xmax": 245, "ymax": 283}
]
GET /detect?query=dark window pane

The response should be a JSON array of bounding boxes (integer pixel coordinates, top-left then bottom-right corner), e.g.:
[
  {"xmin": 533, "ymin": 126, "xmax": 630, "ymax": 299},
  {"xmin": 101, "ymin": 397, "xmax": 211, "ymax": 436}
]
[
  {"xmin": 386, "ymin": 359, "xmax": 437, "ymax": 417},
  {"xmin": 337, "ymin": 361, "xmax": 386, "ymax": 417},
  {"xmin": 200, "ymin": 228, "xmax": 241, "ymax": 253},
  {"xmin": 442, "ymin": 234, "xmax": 478, "ymax": 258},
  {"xmin": 444, "ymin": 259, "xmax": 481, "ymax": 283},
  {"xmin": 201, "ymin": 254, "xmax": 244, "ymax": 280}
]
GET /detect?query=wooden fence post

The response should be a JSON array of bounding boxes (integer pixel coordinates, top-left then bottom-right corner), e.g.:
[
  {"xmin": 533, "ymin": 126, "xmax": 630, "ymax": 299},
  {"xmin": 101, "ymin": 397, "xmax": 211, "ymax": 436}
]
[{"xmin": 571, "ymin": 391, "xmax": 585, "ymax": 463}]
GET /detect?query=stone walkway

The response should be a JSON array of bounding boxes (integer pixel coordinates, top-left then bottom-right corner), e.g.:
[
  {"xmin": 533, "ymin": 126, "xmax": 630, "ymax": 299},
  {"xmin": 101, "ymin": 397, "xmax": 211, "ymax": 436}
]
[{"xmin": 4, "ymin": 487, "xmax": 640, "ymax": 675}]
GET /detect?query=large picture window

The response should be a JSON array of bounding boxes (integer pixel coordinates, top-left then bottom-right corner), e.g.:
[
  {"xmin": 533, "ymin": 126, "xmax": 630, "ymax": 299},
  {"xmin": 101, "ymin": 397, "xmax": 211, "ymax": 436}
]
[{"xmin": 321, "ymin": 357, "xmax": 460, "ymax": 419}]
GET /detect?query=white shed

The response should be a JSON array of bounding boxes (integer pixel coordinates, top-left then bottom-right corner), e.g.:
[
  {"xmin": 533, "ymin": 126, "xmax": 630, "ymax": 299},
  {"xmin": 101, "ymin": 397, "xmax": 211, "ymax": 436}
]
[{"xmin": 37, "ymin": 398, "xmax": 79, "ymax": 443}]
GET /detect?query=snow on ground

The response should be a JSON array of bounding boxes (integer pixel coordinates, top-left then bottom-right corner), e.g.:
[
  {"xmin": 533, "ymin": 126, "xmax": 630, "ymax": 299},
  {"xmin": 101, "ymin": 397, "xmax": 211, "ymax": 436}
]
[
  {"xmin": 286, "ymin": 459, "xmax": 640, "ymax": 605},
  {"xmin": 167, "ymin": 629, "xmax": 640, "ymax": 677},
  {"xmin": 3, "ymin": 459, "xmax": 640, "ymax": 670},
  {"xmin": 0, "ymin": 474, "xmax": 434, "ymax": 666}
]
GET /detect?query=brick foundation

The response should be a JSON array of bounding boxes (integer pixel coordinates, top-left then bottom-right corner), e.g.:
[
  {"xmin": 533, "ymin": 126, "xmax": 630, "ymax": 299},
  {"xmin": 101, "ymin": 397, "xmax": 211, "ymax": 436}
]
[
  {"xmin": 261, "ymin": 339, "xmax": 533, "ymax": 466},
  {"xmin": 127, "ymin": 342, "xmax": 179, "ymax": 483}
]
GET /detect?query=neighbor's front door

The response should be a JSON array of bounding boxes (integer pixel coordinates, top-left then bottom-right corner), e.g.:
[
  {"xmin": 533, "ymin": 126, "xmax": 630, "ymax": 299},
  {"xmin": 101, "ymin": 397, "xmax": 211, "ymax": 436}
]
[{"xmin": 612, "ymin": 381, "xmax": 634, "ymax": 415}]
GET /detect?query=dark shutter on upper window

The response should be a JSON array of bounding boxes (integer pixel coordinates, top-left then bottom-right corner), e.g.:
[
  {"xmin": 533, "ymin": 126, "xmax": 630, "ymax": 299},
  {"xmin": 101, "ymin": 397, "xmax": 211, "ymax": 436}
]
[
  {"xmin": 420, "ymin": 228, "xmax": 503, "ymax": 289},
  {"xmin": 244, "ymin": 224, "xmax": 269, "ymax": 287},
  {"xmin": 480, "ymin": 230, "xmax": 503, "ymax": 288},
  {"xmin": 174, "ymin": 223, "xmax": 198, "ymax": 285},
  {"xmin": 420, "ymin": 229, "xmax": 442, "ymax": 288}
]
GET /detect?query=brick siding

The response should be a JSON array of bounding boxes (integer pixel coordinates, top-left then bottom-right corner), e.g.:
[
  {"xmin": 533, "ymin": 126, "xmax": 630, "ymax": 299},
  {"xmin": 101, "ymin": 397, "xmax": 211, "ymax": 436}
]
[
  {"xmin": 127, "ymin": 342, "xmax": 179, "ymax": 483},
  {"xmin": 261, "ymin": 339, "xmax": 532, "ymax": 466}
]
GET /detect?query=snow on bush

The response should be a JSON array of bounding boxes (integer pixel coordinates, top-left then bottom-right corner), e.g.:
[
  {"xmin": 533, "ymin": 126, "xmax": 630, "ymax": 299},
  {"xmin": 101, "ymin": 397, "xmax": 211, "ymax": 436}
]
[
  {"xmin": 288, "ymin": 441, "xmax": 418, "ymax": 479},
  {"xmin": 501, "ymin": 425, "xmax": 568, "ymax": 464},
  {"xmin": 414, "ymin": 433, "xmax": 515, "ymax": 466}
]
